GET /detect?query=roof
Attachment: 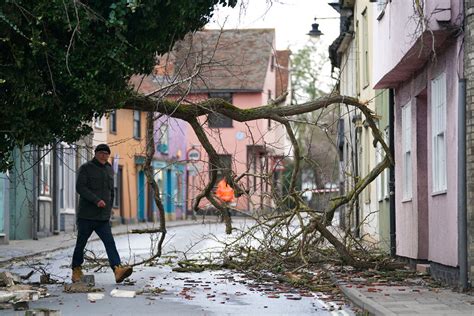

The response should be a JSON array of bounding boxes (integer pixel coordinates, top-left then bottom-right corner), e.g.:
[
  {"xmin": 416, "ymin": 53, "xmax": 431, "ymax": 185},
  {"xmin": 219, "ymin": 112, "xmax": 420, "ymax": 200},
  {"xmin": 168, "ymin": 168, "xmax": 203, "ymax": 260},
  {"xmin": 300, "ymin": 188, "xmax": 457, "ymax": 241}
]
[{"xmin": 159, "ymin": 28, "xmax": 276, "ymax": 93}]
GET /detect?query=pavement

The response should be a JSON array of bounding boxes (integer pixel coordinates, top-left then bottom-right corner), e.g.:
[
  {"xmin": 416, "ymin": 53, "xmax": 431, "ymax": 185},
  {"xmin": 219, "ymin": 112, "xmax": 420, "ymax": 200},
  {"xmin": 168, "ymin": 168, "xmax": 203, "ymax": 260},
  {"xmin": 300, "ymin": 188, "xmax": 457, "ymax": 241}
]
[
  {"xmin": 1, "ymin": 219, "xmax": 473, "ymax": 315},
  {"xmin": 0, "ymin": 218, "xmax": 204, "ymax": 266}
]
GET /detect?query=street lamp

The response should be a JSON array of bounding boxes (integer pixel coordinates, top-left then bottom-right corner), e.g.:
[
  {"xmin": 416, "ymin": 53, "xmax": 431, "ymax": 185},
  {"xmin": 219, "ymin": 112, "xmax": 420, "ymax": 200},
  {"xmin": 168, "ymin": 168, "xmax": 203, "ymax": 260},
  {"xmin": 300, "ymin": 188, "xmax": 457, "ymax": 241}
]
[
  {"xmin": 307, "ymin": 18, "xmax": 323, "ymax": 38},
  {"xmin": 307, "ymin": 16, "xmax": 341, "ymax": 39}
]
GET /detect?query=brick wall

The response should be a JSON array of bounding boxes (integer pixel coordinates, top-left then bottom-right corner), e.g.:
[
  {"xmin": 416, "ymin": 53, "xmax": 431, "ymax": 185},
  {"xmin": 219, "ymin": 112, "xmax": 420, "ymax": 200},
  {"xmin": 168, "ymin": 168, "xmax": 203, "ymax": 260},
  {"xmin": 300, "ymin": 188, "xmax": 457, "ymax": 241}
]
[{"xmin": 465, "ymin": 0, "xmax": 474, "ymax": 286}]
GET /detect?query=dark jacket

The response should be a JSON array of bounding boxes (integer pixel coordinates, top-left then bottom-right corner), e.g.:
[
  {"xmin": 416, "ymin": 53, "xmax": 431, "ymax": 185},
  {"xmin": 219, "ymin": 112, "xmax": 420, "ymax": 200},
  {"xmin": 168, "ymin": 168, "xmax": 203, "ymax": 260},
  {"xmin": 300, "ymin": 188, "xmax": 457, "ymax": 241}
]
[{"xmin": 76, "ymin": 158, "xmax": 114, "ymax": 221}]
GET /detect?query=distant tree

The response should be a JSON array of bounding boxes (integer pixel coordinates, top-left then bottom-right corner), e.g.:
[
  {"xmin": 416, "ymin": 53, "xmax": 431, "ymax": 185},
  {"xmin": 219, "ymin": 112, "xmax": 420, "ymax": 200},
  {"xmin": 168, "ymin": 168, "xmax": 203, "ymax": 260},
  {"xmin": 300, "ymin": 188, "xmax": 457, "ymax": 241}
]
[
  {"xmin": 0, "ymin": 0, "xmax": 237, "ymax": 171},
  {"xmin": 290, "ymin": 41, "xmax": 339, "ymax": 197}
]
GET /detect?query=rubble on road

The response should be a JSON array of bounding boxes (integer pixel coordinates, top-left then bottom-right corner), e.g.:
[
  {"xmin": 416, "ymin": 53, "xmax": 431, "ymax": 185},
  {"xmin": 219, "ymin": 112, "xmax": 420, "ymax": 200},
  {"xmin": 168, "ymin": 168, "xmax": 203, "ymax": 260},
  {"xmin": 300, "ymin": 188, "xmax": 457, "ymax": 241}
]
[
  {"xmin": 0, "ymin": 271, "xmax": 50, "ymax": 313},
  {"xmin": 0, "ymin": 271, "xmax": 21, "ymax": 287},
  {"xmin": 63, "ymin": 282, "xmax": 103, "ymax": 293},
  {"xmin": 87, "ymin": 293, "xmax": 104, "ymax": 302},
  {"xmin": 110, "ymin": 289, "xmax": 136, "ymax": 298}
]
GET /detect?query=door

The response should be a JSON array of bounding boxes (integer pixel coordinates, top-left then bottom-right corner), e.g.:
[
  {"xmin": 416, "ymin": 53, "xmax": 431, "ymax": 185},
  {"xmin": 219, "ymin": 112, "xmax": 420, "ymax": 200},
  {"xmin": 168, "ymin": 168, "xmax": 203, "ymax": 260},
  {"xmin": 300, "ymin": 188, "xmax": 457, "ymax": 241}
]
[
  {"xmin": 137, "ymin": 170, "xmax": 145, "ymax": 222},
  {"xmin": 416, "ymin": 90, "xmax": 429, "ymax": 259},
  {"xmin": 166, "ymin": 169, "xmax": 173, "ymax": 216}
]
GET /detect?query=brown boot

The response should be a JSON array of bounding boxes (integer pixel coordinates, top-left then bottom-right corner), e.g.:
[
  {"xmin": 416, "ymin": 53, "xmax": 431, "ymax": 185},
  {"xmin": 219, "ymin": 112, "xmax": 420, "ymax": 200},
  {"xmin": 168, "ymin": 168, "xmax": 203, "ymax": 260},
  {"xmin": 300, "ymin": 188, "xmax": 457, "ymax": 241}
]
[
  {"xmin": 71, "ymin": 266, "xmax": 83, "ymax": 283},
  {"xmin": 114, "ymin": 265, "xmax": 133, "ymax": 283}
]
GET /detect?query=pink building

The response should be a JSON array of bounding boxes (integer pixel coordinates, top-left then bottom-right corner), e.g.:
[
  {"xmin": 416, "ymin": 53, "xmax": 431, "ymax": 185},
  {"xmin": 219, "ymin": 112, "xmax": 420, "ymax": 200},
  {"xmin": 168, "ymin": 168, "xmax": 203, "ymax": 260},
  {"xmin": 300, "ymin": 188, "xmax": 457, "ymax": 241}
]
[
  {"xmin": 160, "ymin": 29, "xmax": 291, "ymax": 214},
  {"xmin": 373, "ymin": 1, "xmax": 465, "ymax": 285}
]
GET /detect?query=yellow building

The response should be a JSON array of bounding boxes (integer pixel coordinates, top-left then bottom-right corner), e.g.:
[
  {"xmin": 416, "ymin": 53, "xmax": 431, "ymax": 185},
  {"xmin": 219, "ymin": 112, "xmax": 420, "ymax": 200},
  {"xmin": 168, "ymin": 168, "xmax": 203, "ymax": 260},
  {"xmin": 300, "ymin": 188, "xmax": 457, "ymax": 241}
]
[{"xmin": 107, "ymin": 109, "xmax": 149, "ymax": 223}]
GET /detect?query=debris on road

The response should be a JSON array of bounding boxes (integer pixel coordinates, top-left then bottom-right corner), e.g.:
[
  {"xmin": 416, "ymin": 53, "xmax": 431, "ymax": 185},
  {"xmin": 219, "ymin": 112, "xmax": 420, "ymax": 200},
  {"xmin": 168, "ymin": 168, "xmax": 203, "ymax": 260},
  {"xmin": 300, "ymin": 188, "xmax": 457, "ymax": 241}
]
[
  {"xmin": 87, "ymin": 293, "xmax": 105, "ymax": 302},
  {"xmin": 110, "ymin": 289, "xmax": 136, "ymax": 298},
  {"xmin": 0, "ymin": 271, "xmax": 21, "ymax": 287},
  {"xmin": 63, "ymin": 283, "xmax": 103, "ymax": 293}
]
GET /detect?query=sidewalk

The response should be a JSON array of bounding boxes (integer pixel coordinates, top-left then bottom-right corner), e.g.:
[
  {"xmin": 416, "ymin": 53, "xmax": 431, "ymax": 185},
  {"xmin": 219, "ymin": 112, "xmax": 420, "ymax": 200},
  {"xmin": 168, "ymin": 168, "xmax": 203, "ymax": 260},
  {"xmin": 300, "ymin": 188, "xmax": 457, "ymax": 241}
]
[
  {"xmin": 334, "ymin": 274, "xmax": 474, "ymax": 315},
  {"xmin": 0, "ymin": 218, "xmax": 208, "ymax": 267}
]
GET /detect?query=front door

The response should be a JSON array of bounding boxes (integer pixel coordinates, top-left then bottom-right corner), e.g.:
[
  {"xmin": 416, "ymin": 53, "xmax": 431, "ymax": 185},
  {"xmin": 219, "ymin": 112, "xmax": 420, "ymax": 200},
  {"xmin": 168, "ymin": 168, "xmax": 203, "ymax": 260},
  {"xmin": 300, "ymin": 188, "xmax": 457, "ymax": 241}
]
[
  {"xmin": 137, "ymin": 170, "xmax": 145, "ymax": 222},
  {"xmin": 166, "ymin": 169, "xmax": 173, "ymax": 216}
]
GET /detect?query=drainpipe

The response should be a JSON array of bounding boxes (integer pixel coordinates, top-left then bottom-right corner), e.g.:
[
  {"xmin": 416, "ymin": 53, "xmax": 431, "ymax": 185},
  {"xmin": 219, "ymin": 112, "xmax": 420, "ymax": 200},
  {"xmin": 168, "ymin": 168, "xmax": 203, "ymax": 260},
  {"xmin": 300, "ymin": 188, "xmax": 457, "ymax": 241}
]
[
  {"xmin": 352, "ymin": 115, "xmax": 362, "ymax": 238},
  {"xmin": 458, "ymin": 78, "xmax": 468, "ymax": 290},
  {"xmin": 389, "ymin": 89, "xmax": 396, "ymax": 257},
  {"xmin": 52, "ymin": 144, "xmax": 59, "ymax": 234},
  {"xmin": 32, "ymin": 146, "xmax": 39, "ymax": 240}
]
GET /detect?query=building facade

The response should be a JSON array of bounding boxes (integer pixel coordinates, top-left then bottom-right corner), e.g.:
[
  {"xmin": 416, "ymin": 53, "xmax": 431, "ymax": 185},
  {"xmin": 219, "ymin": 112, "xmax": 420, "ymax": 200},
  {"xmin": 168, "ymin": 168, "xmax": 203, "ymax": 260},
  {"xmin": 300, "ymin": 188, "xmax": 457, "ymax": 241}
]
[
  {"xmin": 373, "ymin": 0, "xmax": 465, "ymax": 285},
  {"xmin": 166, "ymin": 29, "xmax": 289, "ymax": 214}
]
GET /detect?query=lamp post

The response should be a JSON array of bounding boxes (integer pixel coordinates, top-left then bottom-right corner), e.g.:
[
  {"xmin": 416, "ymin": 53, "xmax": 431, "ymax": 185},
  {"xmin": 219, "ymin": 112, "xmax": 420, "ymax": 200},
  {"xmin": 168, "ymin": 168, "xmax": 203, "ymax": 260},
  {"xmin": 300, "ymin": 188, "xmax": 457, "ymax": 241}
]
[
  {"xmin": 307, "ymin": 16, "xmax": 340, "ymax": 39},
  {"xmin": 307, "ymin": 18, "xmax": 323, "ymax": 37}
]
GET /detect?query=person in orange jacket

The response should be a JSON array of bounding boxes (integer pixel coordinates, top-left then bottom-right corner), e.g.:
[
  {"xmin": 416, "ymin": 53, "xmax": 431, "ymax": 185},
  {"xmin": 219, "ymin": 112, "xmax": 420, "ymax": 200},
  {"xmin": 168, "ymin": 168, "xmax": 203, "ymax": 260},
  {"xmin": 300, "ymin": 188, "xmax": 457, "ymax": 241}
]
[
  {"xmin": 215, "ymin": 179, "xmax": 234, "ymax": 233},
  {"xmin": 215, "ymin": 178, "xmax": 234, "ymax": 203}
]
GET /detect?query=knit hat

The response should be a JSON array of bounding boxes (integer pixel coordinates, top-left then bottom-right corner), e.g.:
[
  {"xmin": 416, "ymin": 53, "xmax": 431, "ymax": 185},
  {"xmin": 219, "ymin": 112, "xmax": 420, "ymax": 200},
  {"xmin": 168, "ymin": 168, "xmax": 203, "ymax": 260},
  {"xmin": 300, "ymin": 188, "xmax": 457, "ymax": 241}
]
[{"xmin": 94, "ymin": 144, "xmax": 111, "ymax": 154}]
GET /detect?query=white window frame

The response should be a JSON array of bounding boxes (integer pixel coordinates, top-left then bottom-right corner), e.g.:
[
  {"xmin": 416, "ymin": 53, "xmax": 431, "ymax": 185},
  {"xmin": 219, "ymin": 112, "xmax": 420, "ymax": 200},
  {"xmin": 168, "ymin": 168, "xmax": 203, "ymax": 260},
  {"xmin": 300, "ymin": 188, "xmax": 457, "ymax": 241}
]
[
  {"xmin": 431, "ymin": 72, "xmax": 447, "ymax": 193},
  {"xmin": 133, "ymin": 110, "xmax": 141, "ymax": 139},
  {"xmin": 59, "ymin": 144, "xmax": 76, "ymax": 214},
  {"xmin": 158, "ymin": 122, "xmax": 169, "ymax": 153},
  {"xmin": 94, "ymin": 117, "xmax": 103, "ymax": 129},
  {"xmin": 39, "ymin": 147, "xmax": 52, "ymax": 196},
  {"xmin": 361, "ymin": 8, "xmax": 369, "ymax": 88},
  {"xmin": 402, "ymin": 103, "xmax": 412, "ymax": 200}
]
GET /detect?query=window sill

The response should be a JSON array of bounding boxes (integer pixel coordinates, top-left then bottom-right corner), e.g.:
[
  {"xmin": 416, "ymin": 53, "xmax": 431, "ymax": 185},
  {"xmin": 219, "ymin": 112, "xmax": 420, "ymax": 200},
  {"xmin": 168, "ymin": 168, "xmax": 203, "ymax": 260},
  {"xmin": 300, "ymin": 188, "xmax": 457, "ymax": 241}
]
[
  {"xmin": 60, "ymin": 208, "xmax": 75, "ymax": 215},
  {"xmin": 401, "ymin": 197, "xmax": 412, "ymax": 203},
  {"xmin": 109, "ymin": 131, "xmax": 117, "ymax": 135},
  {"xmin": 38, "ymin": 196, "xmax": 52, "ymax": 202},
  {"xmin": 432, "ymin": 189, "xmax": 447, "ymax": 197}
]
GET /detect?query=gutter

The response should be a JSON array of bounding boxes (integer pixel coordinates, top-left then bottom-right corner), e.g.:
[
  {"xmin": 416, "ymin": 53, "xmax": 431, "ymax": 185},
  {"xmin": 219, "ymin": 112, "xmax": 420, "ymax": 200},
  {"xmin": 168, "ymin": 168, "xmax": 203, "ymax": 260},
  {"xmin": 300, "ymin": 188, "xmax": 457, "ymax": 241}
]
[
  {"xmin": 389, "ymin": 89, "xmax": 396, "ymax": 257},
  {"xmin": 458, "ymin": 78, "xmax": 468, "ymax": 290}
]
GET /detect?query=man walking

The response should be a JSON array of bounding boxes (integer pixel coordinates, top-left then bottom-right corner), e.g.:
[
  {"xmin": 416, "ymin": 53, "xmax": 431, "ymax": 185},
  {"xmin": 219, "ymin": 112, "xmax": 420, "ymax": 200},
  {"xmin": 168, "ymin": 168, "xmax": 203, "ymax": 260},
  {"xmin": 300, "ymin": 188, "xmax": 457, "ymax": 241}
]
[{"xmin": 71, "ymin": 144, "xmax": 132, "ymax": 283}]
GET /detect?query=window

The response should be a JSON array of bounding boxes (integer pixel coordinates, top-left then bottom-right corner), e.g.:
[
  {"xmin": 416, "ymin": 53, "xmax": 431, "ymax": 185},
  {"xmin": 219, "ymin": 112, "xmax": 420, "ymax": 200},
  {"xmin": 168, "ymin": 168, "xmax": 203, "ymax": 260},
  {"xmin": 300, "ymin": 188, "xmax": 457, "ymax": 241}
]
[
  {"xmin": 78, "ymin": 146, "xmax": 88, "ymax": 165},
  {"xmin": 210, "ymin": 154, "xmax": 232, "ymax": 182},
  {"xmin": 209, "ymin": 113, "xmax": 233, "ymax": 128},
  {"xmin": 157, "ymin": 122, "xmax": 169, "ymax": 154},
  {"xmin": 39, "ymin": 147, "xmax": 52, "ymax": 196},
  {"xmin": 361, "ymin": 8, "xmax": 369, "ymax": 88},
  {"xmin": 208, "ymin": 93, "xmax": 233, "ymax": 128},
  {"xmin": 113, "ymin": 167, "xmax": 122, "ymax": 209},
  {"xmin": 94, "ymin": 117, "xmax": 103, "ymax": 129},
  {"xmin": 109, "ymin": 110, "xmax": 117, "ymax": 134},
  {"xmin": 59, "ymin": 144, "xmax": 76, "ymax": 211},
  {"xmin": 133, "ymin": 110, "xmax": 141, "ymax": 139},
  {"xmin": 431, "ymin": 72, "xmax": 447, "ymax": 192},
  {"xmin": 402, "ymin": 103, "xmax": 412, "ymax": 200},
  {"xmin": 376, "ymin": 127, "xmax": 390, "ymax": 201}
]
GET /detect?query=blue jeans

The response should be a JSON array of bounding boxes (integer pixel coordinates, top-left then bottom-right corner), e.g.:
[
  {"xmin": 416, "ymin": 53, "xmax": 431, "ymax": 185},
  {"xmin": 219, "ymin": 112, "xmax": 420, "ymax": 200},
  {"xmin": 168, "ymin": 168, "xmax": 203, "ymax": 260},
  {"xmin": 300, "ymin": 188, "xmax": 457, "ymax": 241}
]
[{"xmin": 72, "ymin": 218, "xmax": 121, "ymax": 269}]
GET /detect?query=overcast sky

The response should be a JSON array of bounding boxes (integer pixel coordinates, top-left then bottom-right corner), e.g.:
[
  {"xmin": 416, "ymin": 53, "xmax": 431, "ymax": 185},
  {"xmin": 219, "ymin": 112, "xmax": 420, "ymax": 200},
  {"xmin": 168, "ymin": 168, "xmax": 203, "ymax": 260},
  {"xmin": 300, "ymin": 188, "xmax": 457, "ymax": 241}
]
[{"xmin": 206, "ymin": 0, "xmax": 340, "ymax": 51}]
